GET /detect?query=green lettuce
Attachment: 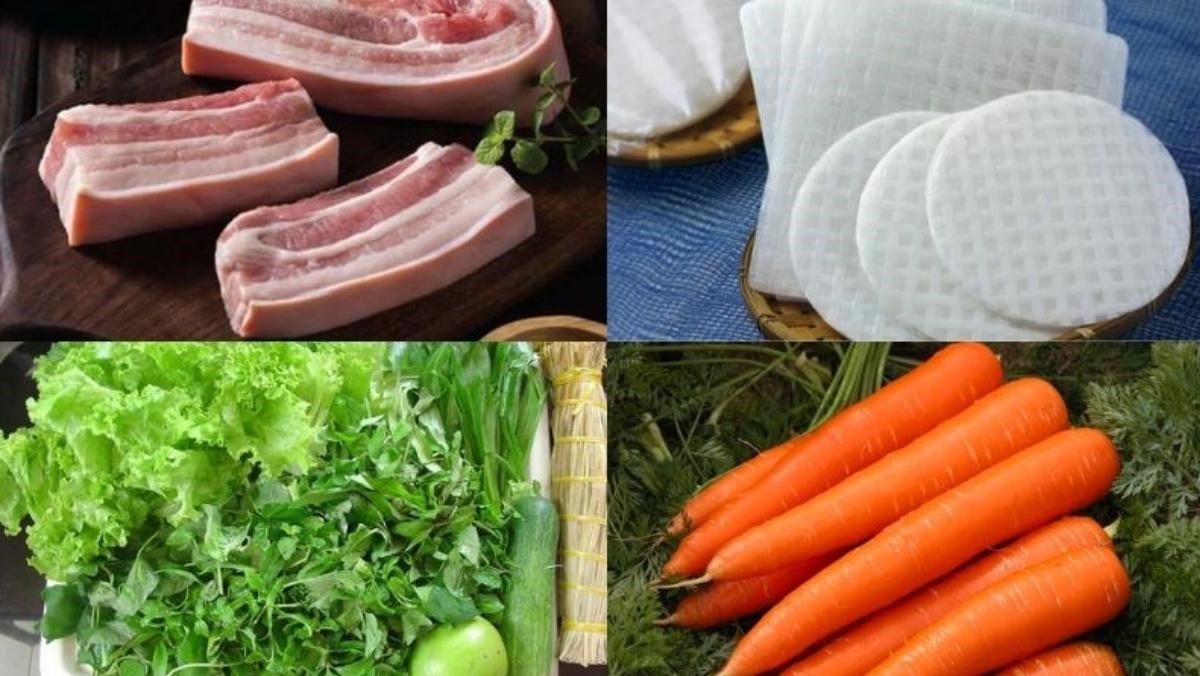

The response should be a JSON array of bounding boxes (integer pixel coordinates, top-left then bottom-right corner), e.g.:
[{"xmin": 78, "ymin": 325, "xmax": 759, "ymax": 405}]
[
  {"xmin": 0, "ymin": 342, "xmax": 382, "ymax": 579},
  {"xmin": 0, "ymin": 341, "xmax": 546, "ymax": 675}
]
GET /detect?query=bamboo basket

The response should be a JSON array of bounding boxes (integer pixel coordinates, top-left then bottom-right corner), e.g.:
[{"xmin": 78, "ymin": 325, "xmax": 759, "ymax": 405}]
[
  {"xmin": 740, "ymin": 232, "xmax": 1196, "ymax": 341},
  {"xmin": 609, "ymin": 81, "xmax": 762, "ymax": 168},
  {"xmin": 537, "ymin": 343, "xmax": 607, "ymax": 666},
  {"xmin": 483, "ymin": 316, "xmax": 607, "ymax": 342}
]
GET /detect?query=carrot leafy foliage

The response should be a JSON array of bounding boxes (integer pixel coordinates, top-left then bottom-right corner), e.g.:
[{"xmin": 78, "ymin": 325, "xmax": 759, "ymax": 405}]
[
  {"xmin": 610, "ymin": 342, "xmax": 1200, "ymax": 676},
  {"xmin": 607, "ymin": 344, "xmax": 905, "ymax": 676},
  {"xmin": 1086, "ymin": 343, "xmax": 1200, "ymax": 675}
]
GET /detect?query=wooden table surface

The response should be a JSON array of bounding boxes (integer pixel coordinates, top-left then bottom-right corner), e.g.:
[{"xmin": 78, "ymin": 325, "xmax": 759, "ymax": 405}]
[{"xmin": 0, "ymin": 1, "xmax": 606, "ymax": 340}]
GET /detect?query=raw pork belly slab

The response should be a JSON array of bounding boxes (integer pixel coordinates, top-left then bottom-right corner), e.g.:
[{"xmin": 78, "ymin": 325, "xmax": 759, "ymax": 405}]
[
  {"xmin": 215, "ymin": 142, "xmax": 536, "ymax": 337},
  {"xmin": 38, "ymin": 79, "xmax": 339, "ymax": 246},
  {"xmin": 182, "ymin": 0, "xmax": 570, "ymax": 124}
]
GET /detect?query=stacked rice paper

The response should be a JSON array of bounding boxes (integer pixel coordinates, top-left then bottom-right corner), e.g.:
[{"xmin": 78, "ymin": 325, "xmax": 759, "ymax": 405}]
[
  {"xmin": 607, "ymin": 0, "xmax": 753, "ymax": 154},
  {"xmin": 740, "ymin": 0, "xmax": 1189, "ymax": 339}
]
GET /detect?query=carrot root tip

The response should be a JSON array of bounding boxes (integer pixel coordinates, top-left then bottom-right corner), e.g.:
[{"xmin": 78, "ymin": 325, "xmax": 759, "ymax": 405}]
[{"xmin": 654, "ymin": 574, "xmax": 711, "ymax": 590}]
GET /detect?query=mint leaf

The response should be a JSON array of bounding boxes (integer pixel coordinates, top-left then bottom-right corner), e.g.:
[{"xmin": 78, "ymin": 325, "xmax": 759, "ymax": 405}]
[
  {"xmin": 401, "ymin": 609, "xmax": 433, "ymax": 645},
  {"xmin": 536, "ymin": 92, "xmax": 557, "ymax": 112},
  {"xmin": 538, "ymin": 63, "xmax": 557, "ymax": 88},
  {"xmin": 112, "ymin": 557, "xmax": 158, "ymax": 616},
  {"xmin": 363, "ymin": 612, "xmax": 385, "ymax": 659},
  {"xmin": 424, "ymin": 586, "xmax": 478, "ymax": 624},
  {"xmin": 485, "ymin": 111, "xmax": 516, "ymax": 142},
  {"xmin": 511, "ymin": 140, "xmax": 550, "ymax": 174},
  {"xmin": 456, "ymin": 525, "xmax": 481, "ymax": 566},
  {"xmin": 475, "ymin": 137, "xmax": 506, "ymax": 166},
  {"xmin": 580, "ymin": 106, "xmax": 602, "ymax": 126}
]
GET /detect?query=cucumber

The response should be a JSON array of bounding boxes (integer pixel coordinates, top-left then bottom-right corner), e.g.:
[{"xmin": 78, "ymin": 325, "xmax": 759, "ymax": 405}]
[{"xmin": 502, "ymin": 494, "xmax": 560, "ymax": 676}]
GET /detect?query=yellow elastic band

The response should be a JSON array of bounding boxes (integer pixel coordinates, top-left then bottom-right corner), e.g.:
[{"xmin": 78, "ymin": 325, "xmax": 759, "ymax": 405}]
[
  {"xmin": 553, "ymin": 368, "xmax": 603, "ymax": 388},
  {"xmin": 561, "ymin": 514, "xmax": 607, "ymax": 526},
  {"xmin": 563, "ymin": 621, "xmax": 607, "ymax": 635},
  {"xmin": 563, "ymin": 549, "xmax": 607, "ymax": 563},
  {"xmin": 553, "ymin": 475, "xmax": 606, "ymax": 484},
  {"xmin": 556, "ymin": 398, "xmax": 607, "ymax": 410},
  {"xmin": 561, "ymin": 582, "xmax": 607, "ymax": 596},
  {"xmin": 556, "ymin": 436, "xmax": 607, "ymax": 445}
]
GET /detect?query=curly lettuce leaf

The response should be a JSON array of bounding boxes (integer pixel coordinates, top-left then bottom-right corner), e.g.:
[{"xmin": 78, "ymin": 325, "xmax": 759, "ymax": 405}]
[{"xmin": 0, "ymin": 342, "xmax": 381, "ymax": 580}]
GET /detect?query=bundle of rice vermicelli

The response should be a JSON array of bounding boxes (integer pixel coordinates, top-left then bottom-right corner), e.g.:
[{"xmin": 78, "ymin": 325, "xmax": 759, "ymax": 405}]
[{"xmin": 538, "ymin": 342, "xmax": 607, "ymax": 666}]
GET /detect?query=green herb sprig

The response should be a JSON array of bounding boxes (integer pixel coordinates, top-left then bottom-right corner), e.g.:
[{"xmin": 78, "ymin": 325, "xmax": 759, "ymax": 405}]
[{"xmin": 476, "ymin": 64, "xmax": 605, "ymax": 174}]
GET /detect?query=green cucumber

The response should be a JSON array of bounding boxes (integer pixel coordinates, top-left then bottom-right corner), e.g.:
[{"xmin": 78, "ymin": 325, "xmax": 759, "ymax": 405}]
[{"xmin": 502, "ymin": 494, "xmax": 560, "ymax": 676}]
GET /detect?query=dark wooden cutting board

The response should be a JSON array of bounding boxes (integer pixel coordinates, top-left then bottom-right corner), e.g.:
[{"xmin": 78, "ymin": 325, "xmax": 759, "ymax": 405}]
[{"xmin": 0, "ymin": 1, "xmax": 605, "ymax": 339}]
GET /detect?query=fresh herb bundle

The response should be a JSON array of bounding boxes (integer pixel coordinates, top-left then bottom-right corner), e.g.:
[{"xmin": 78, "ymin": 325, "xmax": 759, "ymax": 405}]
[
  {"xmin": 476, "ymin": 64, "xmax": 604, "ymax": 174},
  {"xmin": 1, "ymin": 342, "xmax": 545, "ymax": 675}
]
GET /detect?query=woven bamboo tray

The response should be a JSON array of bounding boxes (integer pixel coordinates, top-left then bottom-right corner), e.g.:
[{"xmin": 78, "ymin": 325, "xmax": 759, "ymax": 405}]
[
  {"xmin": 739, "ymin": 232, "xmax": 1196, "ymax": 341},
  {"xmin": 608, "ymin": 81, "xmax": 762, "ymax": 168},
  {"xmin": 482, "ymin": 316, "xmax": 607, "ymax": 341}
]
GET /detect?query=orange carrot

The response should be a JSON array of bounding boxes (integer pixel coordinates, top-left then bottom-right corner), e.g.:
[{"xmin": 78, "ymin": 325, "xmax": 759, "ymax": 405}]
[
  {"xmin": 782, "ymin": 516, "xmax": 1112, "ymax": 676},
  {"xmin": 998, "ymin": 642, "xmax": 1125, "ymax": 676},
  {"xmin": 717, "ymin": 428, "xmax": 1120, "ymax": 676},
  {"xmin": 663, "ymin": 343, "xmax": 1003, "ymax": 578},
  {"xmin": 709, "ymin": 378, "xmax": 1068, "ymax": 581},
  {"xmin": 868, "ymin": 547, "xmax": 1131, "ymax": 676},
  {"xmin": 660, "ymin": 551, "xmax": 843, "ymax": 630},
  {"xmin": 667, "ymin": 443, "xmax": 794, "ymax": 535}
]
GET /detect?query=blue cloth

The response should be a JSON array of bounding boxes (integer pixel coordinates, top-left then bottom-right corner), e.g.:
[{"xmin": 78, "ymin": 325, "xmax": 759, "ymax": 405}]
[{"xmin": 608, "ymin": 0, "xmax": 1200, "ymax": 341}]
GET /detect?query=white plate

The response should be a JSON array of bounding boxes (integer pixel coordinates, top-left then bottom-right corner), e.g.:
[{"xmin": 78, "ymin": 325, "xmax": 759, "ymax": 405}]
[
  {"xmin": 927, "ymin": 90, "xmax": 1191, "ymax": 327},
  {"xmin": 791, "ymin": 111, "xmax": 940, "ymax": 340}
]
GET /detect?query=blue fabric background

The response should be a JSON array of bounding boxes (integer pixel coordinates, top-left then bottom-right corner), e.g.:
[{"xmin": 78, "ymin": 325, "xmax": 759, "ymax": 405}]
[{"xmin": 608, "ymin": 0, "xmax": 1200, "ymax": 341}]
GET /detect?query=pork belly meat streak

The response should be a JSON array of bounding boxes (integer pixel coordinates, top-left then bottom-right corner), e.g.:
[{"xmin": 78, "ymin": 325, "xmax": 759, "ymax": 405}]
[
  {"xmin": 183, "ymin": 0, "xmax": 571, "ymax": 124},
  {"xmin": 215, "ymin": 142, "xmax": 536, "ymax": 337},
  {"xmin": 39, "ymin": 79, "xmax": 339, "ymax": 246}
]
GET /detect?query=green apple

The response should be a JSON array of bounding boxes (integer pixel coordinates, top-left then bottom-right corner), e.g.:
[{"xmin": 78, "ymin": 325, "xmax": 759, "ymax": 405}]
[{"xmin": 410, "ymin": 617, "xmax": 508, "ymax": 676}]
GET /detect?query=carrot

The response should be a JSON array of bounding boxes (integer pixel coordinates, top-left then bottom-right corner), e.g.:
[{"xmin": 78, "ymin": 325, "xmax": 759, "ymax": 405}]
[
  {"xmin": 667, "ymin": 443, "xmax": 794, "ymax": 535},
  {"xmin": 998, "ymin": 642, "xmax": 1125, "ymax": 676},
  {"xmin": 868, "ymin": 547, "xmax": 1131, "ymax": 676},
  {"xmin": 782, "ymin": 516, "xmax": 1112, "ymax": 676},
  {"xmin": 717, "ymin": 428, "xmax": 1120, "ymax": 676},
  {"xmin": 659, "ymin": 551, "xmax": 843, "ymax": 630},
  {"xmin": 709, "ymin": 378, "xmax": 1068, "ymax": 581},
  {"xmin": 663, "ymin": 343, "xmax": 1003, "ymax": 578}
]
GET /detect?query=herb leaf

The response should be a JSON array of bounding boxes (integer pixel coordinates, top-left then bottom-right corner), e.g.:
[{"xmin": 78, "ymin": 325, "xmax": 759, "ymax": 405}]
[
  {"xmin": 476, "ymin": 61, "xmax": 606, "ymax": 175},
  {"xmin": 111, "ymin": 557, "xmax": 158, "ymax": 616},
  {"xmin": 42, "ymin": 584, "xmax": 86, "ymax": 641},
  {"xmin": 425, "ymin": 586, "xmax": 480, "ymax": 625},
  {"xmin": 512, "ymin": 140, "xmax": 550, "ymax": 174},
  {"xmin": 476, "ymin": 136, "xmax": 507, "ymax": 166}
]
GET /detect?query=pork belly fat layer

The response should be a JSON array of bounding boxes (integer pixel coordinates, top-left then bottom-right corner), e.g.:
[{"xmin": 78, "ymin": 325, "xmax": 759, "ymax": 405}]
[
  {"xmin": 182, "ymin": 0, "xmax": 570, "ymax": 124},
  {"xmin": 215, "ymin": 142, "xmax": 536, "ymax": 337},
  {"xmin": 39, "ymin": 79, "xmax": 339, "ymax": 246}
]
